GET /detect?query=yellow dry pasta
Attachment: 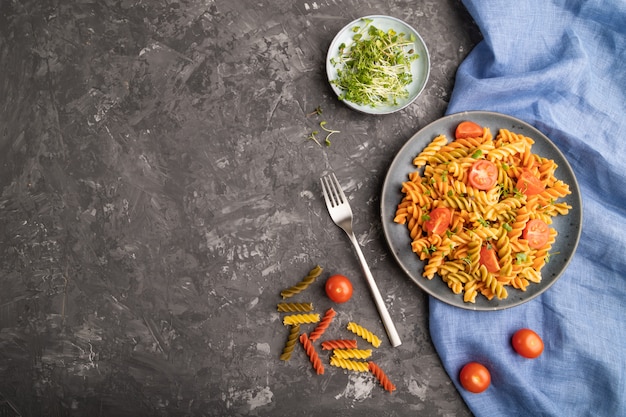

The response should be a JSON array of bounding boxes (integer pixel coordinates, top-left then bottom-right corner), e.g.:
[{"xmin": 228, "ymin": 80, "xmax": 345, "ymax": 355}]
[
  {"xmin": 394, "ymin": 124, "xmax": 572, "ymax": 303},
  {"xmin": 331, "ymin": 348, "xmax": 373, "ymax": 360},
  {"xmin": 329, "ymin": 356, "xmax": 370, "ymax": 372},
  {"xmin": 346, "ymin": 322, "xmax": 382, "ymax": 348},
  {"xmin": 283, "ymin": 313, "xmax": 320, "ymax": 326}
]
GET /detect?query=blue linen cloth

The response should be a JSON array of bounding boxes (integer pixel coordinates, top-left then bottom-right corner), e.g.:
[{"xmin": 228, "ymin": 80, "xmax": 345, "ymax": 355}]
[{"xmin": 429, "ymin": 1, "xmax": 626, "ymax": 416}]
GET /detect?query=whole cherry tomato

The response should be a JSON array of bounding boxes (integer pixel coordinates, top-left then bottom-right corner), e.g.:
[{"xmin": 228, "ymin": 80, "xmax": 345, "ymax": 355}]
[
  {"xmin": 512, "ymin": 328, "xmax": 544, "ymax": 358},
  {"xmin": 459, "ymin": 362, "xmax": 491, "ymax": 393},
  {"xmin": 325, "ymin": 274, "xmax": 353, "ymax": 303}
]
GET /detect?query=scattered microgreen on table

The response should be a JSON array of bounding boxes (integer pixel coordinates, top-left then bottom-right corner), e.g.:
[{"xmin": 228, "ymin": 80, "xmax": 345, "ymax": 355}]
[{"xmin": 330, "ymin": 18, "xmax": 419, "ymax": 108}]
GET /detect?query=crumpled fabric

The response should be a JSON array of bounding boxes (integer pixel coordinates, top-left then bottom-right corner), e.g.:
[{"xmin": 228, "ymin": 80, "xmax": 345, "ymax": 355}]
[{"xmin": 429, "ymin": 0, "xmax": 626, "ymax": 416}]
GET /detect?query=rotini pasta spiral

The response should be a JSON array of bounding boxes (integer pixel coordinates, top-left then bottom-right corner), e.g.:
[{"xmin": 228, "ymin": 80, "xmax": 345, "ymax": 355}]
[
  {"xmin": 280, "ymin": 265, "xmax": 323, "ymax": 299},
  {"xmin": 346, "ymin": 322, "xmax": 382, "ymax": 348},
  {"xmin": 368, "ymin": 361, "xmax": 397, "ymax": 393},
  {"xmin": 329, "ymin": 356, "xmax": 369, "ymax": 372},
  {"xmin": 309, "ymin": 308, "xmax": 336, "ymax": 342},
  {"xmin": 394, "ymin": 122, "xmax": 572, "ymax": 303},
  {"xmin": 320, "ymin": 339, "xmax": 358, "ymax": 350},
  {"xmin": 283, "ymin": 313, "xmax": 320, "ymax": 326},
  {"xmin": 300, "ymin": 333, "xmax": 324, "ymax": 375},
  {"xmin": 279, "ymin": 324, "xmax": 300, "ymax": 361},
  {"xmin": 276, "ymin": 302, "xmax": 314, "ymax": 313},
  {"xmin": 332, "ymin": 348, "xmax": 372, "ymax": 360}
]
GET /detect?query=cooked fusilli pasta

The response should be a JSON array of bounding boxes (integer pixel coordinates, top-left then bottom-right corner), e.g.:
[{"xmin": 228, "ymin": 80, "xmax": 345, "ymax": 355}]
[{"xmin": 394, "ymin": 123, "xmax": 572, "ymax": 303}]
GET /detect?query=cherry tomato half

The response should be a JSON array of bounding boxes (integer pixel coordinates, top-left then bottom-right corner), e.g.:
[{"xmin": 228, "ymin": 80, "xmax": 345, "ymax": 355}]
[
  {"xmin": 523, "ymin": 219, "xmax": 550, "ymax": 249},
  {"xmin": 325, "ymin": 274, "xmax": 353, "ymax": 303},
  {"xmin": 479, "ymin": 245, "xmax": 500, "ymax": 273},
  {"xmin": 516, "ymin": 170, "xmax": 544, "ymax": 196},
  {"xmin": 512, "ymin": 328, "xmax": 544, "ymax": 358},
  {"xmin": 424, "ymin": 207, "xmax": 452, "ymax": 235},
  {"xmin": 459, "ymin": 362, "xmax": 491, "ymax": 393},
  {"xmin": 455, "ymin": 121, "xmax": 484, "ymax": 139},
  {"xmin": 469, "ymin": 160, "xmax": 498, "ymax": 190}
]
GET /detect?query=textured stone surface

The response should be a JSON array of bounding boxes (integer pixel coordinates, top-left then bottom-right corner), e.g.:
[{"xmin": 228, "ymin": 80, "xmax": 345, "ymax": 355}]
[{"xmin": 0, "ymin": 0, "xmax": 480, "ymax": 416}]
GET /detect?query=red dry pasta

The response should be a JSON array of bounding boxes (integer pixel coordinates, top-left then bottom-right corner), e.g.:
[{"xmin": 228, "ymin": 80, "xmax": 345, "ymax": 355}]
[
  {"xmin": 368, "ymin": 361, "xmax": 396, "ymax": 393},
  {"xmin": 320, "ymin": 339, "xmax": 358, "ymax": 350},
  {"xmin": 309, "ymin": 308, "xmax": 336, "ymax": 342},
  {"xmin": 300, "ymin": 333, "xmax": 324, "ymax": 375}
]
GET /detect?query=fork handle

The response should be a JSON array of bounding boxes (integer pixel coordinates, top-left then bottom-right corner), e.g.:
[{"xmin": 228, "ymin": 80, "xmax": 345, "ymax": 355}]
[{"xmin": 346, "ymin": 233, "xmax": 402, "ymax": 347}]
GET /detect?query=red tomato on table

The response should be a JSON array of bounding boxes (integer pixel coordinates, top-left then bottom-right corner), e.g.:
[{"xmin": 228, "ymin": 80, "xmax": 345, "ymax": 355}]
[
  {"xmin": 455, "ymin": 121, "xmax": 484, "ymax": 139},
  {"xmin": 523, "ymin": 219, "xmax": 550, "ymax": 249},
  {"xmin": 459, "ymin": 362, "xmax": 491, "ymax": 393},
  {"xmin": 424, "ymin": 207, "xmax": 452, "ymax": 235},
  {"xmin": 516, "ymin": 170, "xmax": 544, "ymax": 196},
  {"xmin": 479, "ymin": 245, "xmax": 500, "ymax": 273},
  {"xmin": 468, "ymin": 160, "xmax": 498, "ymax": 190},
  {"xmin": 325, "ymin": 274, "xmax": 353, "ymax": 303},
  {"xmin": 512, "ymin": 328, "xmax": 544, "ymax": 358}
]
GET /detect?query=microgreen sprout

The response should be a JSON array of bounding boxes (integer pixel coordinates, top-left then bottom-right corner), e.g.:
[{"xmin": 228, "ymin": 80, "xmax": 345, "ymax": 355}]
[
  {"xmin": 330, "ymin": 19, "xmax": 419, "ymax": 107},
  {"xmin": 307, "ymin": 106, "xmax": 323, "ymax": 117},
  {"xmin": 515, "ymin": 252, "xmax": 528, "ymax": 264},
  {"xmin": 319, "ymin": 121, "xmax": 340, "ymax": 146},
  {"xmin": 306, "ymin": 130, "xmax": 321, "ymax": 147}
]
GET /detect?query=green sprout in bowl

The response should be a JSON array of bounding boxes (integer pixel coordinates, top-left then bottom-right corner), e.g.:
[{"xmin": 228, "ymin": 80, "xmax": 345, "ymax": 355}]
[{"xmin": 330, "ymin": 18, "xmax": 419, "ymax": 108}]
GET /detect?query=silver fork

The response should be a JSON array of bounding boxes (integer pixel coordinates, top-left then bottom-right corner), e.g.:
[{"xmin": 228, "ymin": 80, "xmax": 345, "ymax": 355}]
[{"xmin": 320, "ymin": 173, "xmax": 402, "ymax": 347}]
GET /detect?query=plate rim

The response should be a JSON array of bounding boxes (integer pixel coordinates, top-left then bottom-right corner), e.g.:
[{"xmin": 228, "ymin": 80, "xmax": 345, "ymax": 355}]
[
  {"xmin": 325, "ymin": 15, "xmax": 431, "ymax": 115},
  {"xmin": 380, "ymin": 110, "xmax": 583, "ymax": 310}
]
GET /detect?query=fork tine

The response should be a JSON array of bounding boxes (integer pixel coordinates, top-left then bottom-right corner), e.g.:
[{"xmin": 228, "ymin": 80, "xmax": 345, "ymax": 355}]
[
  {"xmin": 322, "ymin": 173, "xmax": 345, "ymax": 208},
  {"xmin": 330, "ymin": 173, "xmax": 347, "ymax": 204},
  {"xmin": 320, "ymin": 176, "xmax": 331, "ymax": 206},
  {"xmin": 321, "ymin": 174, "xmax": 339, "ymax": 207}
]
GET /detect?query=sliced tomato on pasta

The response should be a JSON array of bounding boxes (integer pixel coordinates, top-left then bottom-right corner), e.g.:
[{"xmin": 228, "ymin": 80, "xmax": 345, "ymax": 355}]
[
  {"xmin": 479, "ymin": 245, "xmax": 500, "ymax": 273},
  {"xmin": 523, "ymin": 219, "xmax": 550, "ymax": 249},
  {"xmin": 468, "ymin": 160, "xmax": 498, "ymax": 190},
  {"xmin": 424, "ymin": 207, "xmax": 452, "ymax": 235},
  {"xmin": 455, "ymin": 121, "xmax": 483, "ymax": 139},
  {"xmin": 516, "ymin": 170, "xmax": 544, "ymax": 196}
]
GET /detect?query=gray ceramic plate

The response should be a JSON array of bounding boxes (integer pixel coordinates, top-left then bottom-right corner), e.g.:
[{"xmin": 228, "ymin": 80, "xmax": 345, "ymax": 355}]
[
  {"xmin": 326, "ymin": 15, "xmax": 430, "ymax": 115},
  {"xmin": 381, "ymin": 111, "xmax": 583, "ymax": 310}
]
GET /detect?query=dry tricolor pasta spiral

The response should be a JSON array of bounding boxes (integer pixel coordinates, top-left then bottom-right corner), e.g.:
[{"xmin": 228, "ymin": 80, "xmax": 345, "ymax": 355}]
[
  {"xmin": 280, "ymin": 265, "xmax": 323, "ymax": 299},
  {"xmin": 346, "ymin": 321, "xmax": 382, "ymax": 348},
  {"xmin": 309, "ymin": 308, "xmax": 336, "ymax": 342},
  {"xmin": 368, "ymin": 361, "xmax": 397, "ymax": 393},
  {"xmin": 279, "ymin": 324, "xmax": 300, "ymax": 361},
  {"xmin": 299, "ymin": 333, "xmax": 324, "ymax": 375},
  {"xmin": 320, "ymin": 339, "xmax": 358, "ymax": 350}
]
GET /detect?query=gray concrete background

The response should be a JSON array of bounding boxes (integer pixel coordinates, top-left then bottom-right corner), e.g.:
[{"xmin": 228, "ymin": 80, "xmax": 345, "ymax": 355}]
[{"xmin": 0, "ymin": 0, "xmax": 481, "ymax": 415}]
